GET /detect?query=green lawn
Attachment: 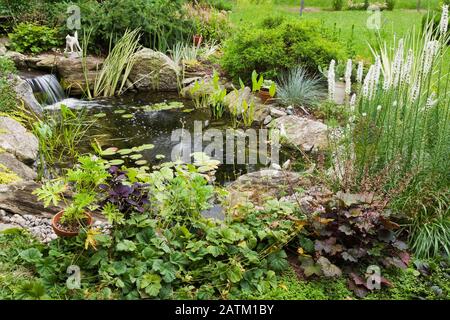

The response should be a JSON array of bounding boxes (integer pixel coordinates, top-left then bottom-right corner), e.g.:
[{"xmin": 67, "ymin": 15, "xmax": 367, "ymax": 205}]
[
  {"xmin": 273, "ymin": 0, "xmax": 442, "ymax": 10},
  {"xmin": 230, "ymin": 3, "xmax": 444, "ymax": 59}
]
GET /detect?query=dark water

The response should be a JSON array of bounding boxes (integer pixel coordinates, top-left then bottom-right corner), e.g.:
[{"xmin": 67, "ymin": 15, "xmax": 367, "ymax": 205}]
[{"xmin": 47, "ymin": 92, "xmax": 270, "ymax": 184}]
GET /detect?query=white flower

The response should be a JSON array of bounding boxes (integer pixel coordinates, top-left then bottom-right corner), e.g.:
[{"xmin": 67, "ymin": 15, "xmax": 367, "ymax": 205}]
[
  {"xmin": 349, "ymin": 93, "xmax": 357, "ymax": 111},
  {"xmin": 426, "ymin": 92, "xmax": 438, "ymax": 109},
  {"xmin": 393, "ymin": 100, "xmax": 398, "ymax": 107},
  {"xmin": 377, "ymin": 105, "xmax": 382, "ymax": 111},
  {"xmin": 362, "ymin": 65, "xmax": 374, "ymax": 98},
  {"xmin": 345, "ymin": 59, "xmax": 352, "ymax": 95},
  {"xmin": 362, "ymin": 113, "xmax": 367, "ymax": 117},
  {"xmin": 440, "ymin": 5, "xmax": 449, "ymax": 34},
  {"xmin": 328, "ymin": 60, "xmax": 336, "ymax": 101},
  {"xmin": 410, "ymin": 77, "xmax": 421, "ymax": 102},
  {"xmin": 401, "ymin": 49, "xmax": 413, "ymax": 85},
  {"xmin": 357, "ymin": 61, "xmax": 364, "ymax": 84},
  {"xmin": 393, "ymin": 39, "xmax": 404, "ymax": 88},
  {"xmin": 373, "ymin": 55, "xmax": 381, "ymax": 87},
  {"xmin": 422, "ymin": 40, "xmax": 440, "ymax": 75}
]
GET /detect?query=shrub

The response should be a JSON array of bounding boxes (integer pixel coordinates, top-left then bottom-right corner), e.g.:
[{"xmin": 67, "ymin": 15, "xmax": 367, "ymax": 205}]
[
  {"xmin": 0, "ymin": 57, "xmax": 17, "ymax": 114},
  {"xmin": 51, "ymin": 0, "xmax": 193, "ymax": 53},
  {"xmin": 186, "ymin": 2, "xmax": 231, "ymax": 43},
  {"xmin": 276, "ymin": 67, "xmax": 326, "ymax": 109},
  {"xmin": 332, "ymin": 0, "xmax": 344, "ymax": 11},
  {"xmin": 221, "ymin": 20, "xmax": 345, "ymax": 83},
  {"xmin": 9, "ymin": 23, "xmax": 61, "ymax": 54},
  {"xmin": 385, "ymin": 0, "xmax": 396, "ymax": 10}
]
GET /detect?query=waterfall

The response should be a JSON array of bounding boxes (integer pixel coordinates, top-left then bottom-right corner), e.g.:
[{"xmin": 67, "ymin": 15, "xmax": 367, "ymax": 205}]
[{"xmin": 26, "ymin": 74, "xmax": 65, "ymax": 106}]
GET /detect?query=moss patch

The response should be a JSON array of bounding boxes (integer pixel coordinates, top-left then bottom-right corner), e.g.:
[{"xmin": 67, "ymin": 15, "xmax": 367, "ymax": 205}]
[{"xmin": 0, "ymin": 163, "xmax": 21, "ymax": 184}]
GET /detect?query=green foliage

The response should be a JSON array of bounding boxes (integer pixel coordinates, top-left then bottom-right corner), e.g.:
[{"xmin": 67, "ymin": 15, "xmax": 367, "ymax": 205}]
[
  {"xmin": 51, "ymin": 0, "xmax": 193, "ymax": 52},
  {"xmin": 33, "ymin": 155, "xmax": 109, "ymax": 226},
  {"xmin": 32, "ymin": 105, "xmax": 96, "ymax": 177},
  {"xmin": 0, "ymin": 57, "xmax": 17, "ymax": 114},
  {"xmin": 221, "ymin": 19, "xmax": 346, "ymax": 83},
  {"xmin": 16, "ymin": 158, "xmax": 307, "ymax": 299},
  {"xmin": 332, "ymin": 20, "xmax": 450, "ymax": 258},
  {"xmin": 9, "ymin": 23, "xmax": 61, "ymax": 54},
  {"xmin": 187, "ymin": 2, "xmax": 231, "ymax": 43},
  {"xmin": 385, "ymin": 0, "xmax": 396, "ymax": 10},
  {"xmin": 332, "ymin": 0, "xmax": 344, "ymax": 11}
]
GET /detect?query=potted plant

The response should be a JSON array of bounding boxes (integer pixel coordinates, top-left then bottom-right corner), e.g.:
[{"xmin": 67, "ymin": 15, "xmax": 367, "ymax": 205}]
[
  {"xmin": 33, "ymin": 155, "xmax": 109, "ymax": 237},
  {"xmin": 259, "ymin": 80, "xmax": 277, "ymax": 104}
]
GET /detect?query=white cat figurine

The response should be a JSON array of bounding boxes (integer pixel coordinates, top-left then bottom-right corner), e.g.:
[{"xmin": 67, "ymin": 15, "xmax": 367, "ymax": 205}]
[{"xmin": 65, "ymin": 31, "xmax": 81, "ymax": 54}]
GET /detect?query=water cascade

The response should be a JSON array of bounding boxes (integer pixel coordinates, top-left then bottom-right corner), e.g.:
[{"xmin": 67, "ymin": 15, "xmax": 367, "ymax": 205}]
[{"xmin": 26, "ymin": 74, "xmax": 65, "ymax": 106}]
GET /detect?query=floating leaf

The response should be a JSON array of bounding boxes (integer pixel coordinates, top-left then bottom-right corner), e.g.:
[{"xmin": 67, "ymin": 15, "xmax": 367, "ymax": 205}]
[
  {"xmin": 101, "ymin": 147, "xmax": 119, "ymax": 156},
  {"xmin": 114, "ymin": 109, "xmax": 126, "ymax": 114},
  {"xmin": 94, "ymin": 113, "xmax": 106, "ymax": 118},
  {"xmin": 130, "ymin": 154, "xmax": 143, "ymax": 160},
  {"xmin": 118, "ymin": 149, "xmax": 133, "ymax": 155},
  {"xmin": 109, "ymin": 159, "xmax": 124, "ymax": 166},
  {"xmin": 135, "ymin": 160, "xmax": 148, "ymax": 166},
  {"xmin": 155, "ymin": 154, "xmax": 165, "ymax": 160},
  {"xmin": 121, "ymin": 114, "xmax": 133, "ymax": 119}
]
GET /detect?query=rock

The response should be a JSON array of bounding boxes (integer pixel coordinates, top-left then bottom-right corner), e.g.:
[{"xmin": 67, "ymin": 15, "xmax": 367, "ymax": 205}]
[
  {"xmin": 0, "ymin": 43, "xmax": 6, "ymax": 56},
  {"xmin": 286, "ymin": 106, "xmax": 294, "ymax": 115},
  {"xmin": 5, "ymin": 51, "xmax": 27, "ymax": 68},
  {"xmin": 226, "ymin": 169, "xmax": 311, "ymax": 207},
  {"xmin": 0, "ymin": 223, "xmax": 19, "ymax": 232},
  {"xmin": 56, "ymin": 55, "xmax": 104, "ymax": 96},
  {"xmin": 180, "ymin": 76, "xmax": 217, "ymax": 99},
  {"xmin": 10, "ymin": 75, "xmax": 43, "ymax": 116},
  {"xmin": 223, "ymin": 87, "xmax": 252, "ymax": 114},
  {"xmin": 334, "ymin": 81, "xmax": 346, "ymax": 105},
  {"xmin": 129, "ymin": 48, "xmax": 179, "ymax": 91},
  {"xmin": 269, "ymin": 107, "xmax": 287, "ymax": 118},
  {"xmin": 0, "ymin": 116, "xmax": 39, "ymax": 164},
  {"xmin": 270, "ymin": 115, "xmax": 328, "ymax": 152},
  {"xmin": 201, "ymin": 205, "xmax": 225, "ymax": 221},
  {"xmin": 263, "ymin": 115, "xmax": 273, "ymax": 125},
  {"xmin": 0, "ymin": 152, "xmax": 37, "ymax": 181},
  {"xmin": 0, "ymin": 181, "xmax": 61, "ymax": 218}
]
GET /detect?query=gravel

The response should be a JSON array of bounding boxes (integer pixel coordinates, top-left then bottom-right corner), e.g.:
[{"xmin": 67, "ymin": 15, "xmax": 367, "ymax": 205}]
[{"xmin": 0, "ymin": 209, "xmax": 110, "ymax": 243}]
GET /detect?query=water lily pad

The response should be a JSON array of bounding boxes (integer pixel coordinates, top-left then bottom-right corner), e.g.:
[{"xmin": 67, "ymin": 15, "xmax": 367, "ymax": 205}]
[
  {"xmin": 114, "ymin": 109, "xmax": 126, "ymax": 114},
  {"xmin": 155, "ymin": 154, "xmax": 165, "ymax": 160},
  {"xmin": 182, "ymin": 108, "xmax": 194, "ymax": 113},
  {"xmin": 133, "ymin": 144, "xmax": 155, "ymax": 152},
  {"xmin": 118, "ymin": 149, "xmax": 133, "ymax": 155},
  {"xmin": 121, "ymin": 114, "xmax": 134, "ymax": 119},
  {"xmin": 94, "ymin": 113, "xmax": 107, "ymax": 118},
  {"xmin": 135, "ymin": 160, "xmax": 148, "ymax": 166},
  {"xmin": 130, "ymin": 154, "xmax": 143, "ymax": 160},
  {"xmin": 109, "ymin": 159, "xmax": 124, "ymax": 166},
  {"xmin": 101, "ymin": 147, "xmax": 119, "ymax": 156}
]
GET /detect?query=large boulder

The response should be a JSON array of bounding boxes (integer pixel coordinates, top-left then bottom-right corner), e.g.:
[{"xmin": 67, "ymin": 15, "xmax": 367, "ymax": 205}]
[
  {"xmin": 56, "ymin": 55, "xmax": 104, "ymax": 96},
  {"xmin": 0, "ymin": 116, "xmax": 38, "ymax": 164},
  {"xmin": 270, "ymin": 115, "xmax": 328, "ymax": 152},
  {"xmin": 0, "ymin": 152, "xmax": 37, "ymax": 181},
  {"xmin": 129, "ymin": 48, "xmax": 179, "ymax": 91},
  {"xmin": 226, "ymin": 169, "xmax": 311, "ymax": 207},
  {"xmin": 10, "ymin": 75, "xmax": 43, "ymax": 116}
]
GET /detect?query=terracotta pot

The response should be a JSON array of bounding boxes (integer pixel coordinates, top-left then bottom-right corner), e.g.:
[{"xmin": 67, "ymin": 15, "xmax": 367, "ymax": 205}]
[
  {"xmin": 259, "ymin": 89, "xmax": 272, "ymax": 104},
  {"xmin": 193, "ymin": 34, "xmax": 203, "ymax": 46},
  {"xmin": 51, "ymin": 211, "xmax": 93, "ymax": 237}
]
